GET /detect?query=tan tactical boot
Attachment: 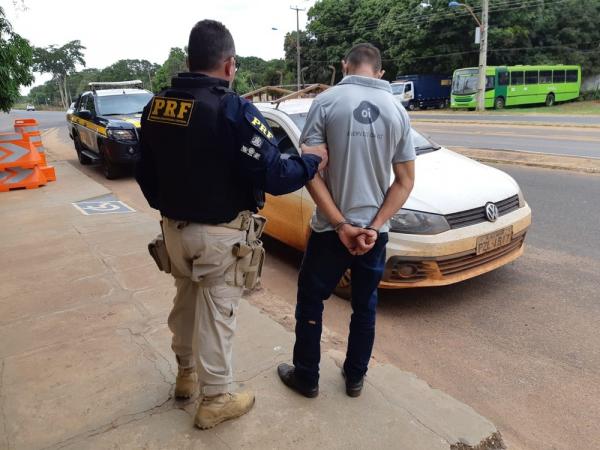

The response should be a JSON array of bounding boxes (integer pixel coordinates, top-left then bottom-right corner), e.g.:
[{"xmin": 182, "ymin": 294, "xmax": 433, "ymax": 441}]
[
  {"xmin": 174, "ymin": 366, "xmax": 198, "ymax": 399},
  {"xmin": 194, "ymin": 391, "xmax": 255, "ymax": 429}
]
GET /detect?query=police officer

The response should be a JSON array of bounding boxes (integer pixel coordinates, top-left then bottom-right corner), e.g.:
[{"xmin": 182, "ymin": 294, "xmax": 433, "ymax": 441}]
[{"xmin": 136, "ymin": 20, "xmax": 327, "ymax": 430}]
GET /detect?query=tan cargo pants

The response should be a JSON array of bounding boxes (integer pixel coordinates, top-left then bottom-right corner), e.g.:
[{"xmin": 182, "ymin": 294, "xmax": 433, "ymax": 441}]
[{"xmin": 162, "ymin": 216, "xmax": 246, "ymax": 396}]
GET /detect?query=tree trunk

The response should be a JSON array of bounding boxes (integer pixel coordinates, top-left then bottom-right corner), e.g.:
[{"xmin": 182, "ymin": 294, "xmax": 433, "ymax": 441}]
[
  {"xmin": 57, "ymin": 78, "xmax": 65, "ymax": 109},
  {"xmin": 63, "ymin": 76, "xmax": 70, "ymax": 107}
]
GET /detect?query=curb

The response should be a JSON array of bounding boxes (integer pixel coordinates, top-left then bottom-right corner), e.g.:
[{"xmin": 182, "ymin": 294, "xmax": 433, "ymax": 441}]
[
  {"xmin": 411, "ymin": 118, "xmax": 600, "ymax": 129},
  {"xmin": 449, "ymin": 146, "xmax": 600, "ymax": 174}
]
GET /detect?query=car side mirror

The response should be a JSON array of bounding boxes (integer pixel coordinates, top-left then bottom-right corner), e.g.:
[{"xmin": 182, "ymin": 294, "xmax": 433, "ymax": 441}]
[{"xmin": 79, "ymin": 109, "xmax": 92, "ymax": 120}]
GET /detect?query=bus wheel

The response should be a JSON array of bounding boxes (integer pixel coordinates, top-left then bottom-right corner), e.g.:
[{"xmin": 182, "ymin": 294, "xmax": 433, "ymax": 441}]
[
  {"xmin": 494, "ymin": 97, "xmax": 505, "ymax": 109},
  {"xmin": 545, "ymin": 93, "xmax": 555, "ymax": 107}
]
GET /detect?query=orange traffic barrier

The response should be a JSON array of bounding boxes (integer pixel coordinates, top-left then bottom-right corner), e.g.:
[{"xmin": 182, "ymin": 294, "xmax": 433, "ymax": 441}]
[
  {"xmin": 14, "ymin": 118, "xmax": 47, "ymax": 165},
  {"xmin": 0, "ymin": 119, "xmax": 56, "ymax": 192},
  {"xmin": 0, "ymin": 133, "xmax": 43, "ymax": 169},
  {"xmin": 0, "ymin": 166, "xmax": 49, "ymax": 192}
]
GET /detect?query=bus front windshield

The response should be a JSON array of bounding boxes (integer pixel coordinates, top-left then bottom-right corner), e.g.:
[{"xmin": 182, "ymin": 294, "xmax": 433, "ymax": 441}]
[
  {"xmin": 452, "ymin": 70, "xmax": 479, "ymax": 95},
  {"xmin": 453, "ymin": 70, "xmax": 495, "ymax": 95}
]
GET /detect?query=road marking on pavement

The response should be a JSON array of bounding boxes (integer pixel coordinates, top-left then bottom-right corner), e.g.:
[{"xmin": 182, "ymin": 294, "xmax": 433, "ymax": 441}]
[{"xmin": 72, "ymin": 194, "xmax": 136, "ymax": 216}]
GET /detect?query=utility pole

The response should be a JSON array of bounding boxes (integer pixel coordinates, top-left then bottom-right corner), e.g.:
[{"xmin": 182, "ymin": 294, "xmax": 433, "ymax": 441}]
[
  {"xmin": 147, "ymin": 68, "xmax": 153, "ymax": 90},
  {"xmin": 476, "ymin": 0, "xmax": 488, "ymax": 112},
  {"xmin": 291, "ymin": 5, "xmax": 305, "ymax": 92}
]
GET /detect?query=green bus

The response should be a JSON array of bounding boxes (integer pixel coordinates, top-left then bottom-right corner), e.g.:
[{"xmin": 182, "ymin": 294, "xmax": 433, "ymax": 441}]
[{"xmin": 450, "ymin": 65, "xmax": 581, "ymax": 109}]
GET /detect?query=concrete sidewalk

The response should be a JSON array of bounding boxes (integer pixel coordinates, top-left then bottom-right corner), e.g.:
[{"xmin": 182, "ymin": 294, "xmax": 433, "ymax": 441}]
[{"xmin": 0, "ymin": 161, "xmax": 505, "ymax": 450}]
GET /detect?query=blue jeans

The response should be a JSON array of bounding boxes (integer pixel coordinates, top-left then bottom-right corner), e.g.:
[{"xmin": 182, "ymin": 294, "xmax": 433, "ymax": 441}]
[{"xmin": 293, "ymin": 230, "xmax": 388, "ymax": 386}]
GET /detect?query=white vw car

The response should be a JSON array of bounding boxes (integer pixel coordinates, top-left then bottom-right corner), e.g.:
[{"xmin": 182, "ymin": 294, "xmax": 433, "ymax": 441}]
[{"xmin": 255, "ymin": 99, "xmax": 532, "ymax": 292}]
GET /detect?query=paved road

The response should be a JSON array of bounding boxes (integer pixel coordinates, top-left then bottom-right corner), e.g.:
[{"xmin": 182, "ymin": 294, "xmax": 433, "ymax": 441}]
[
  {"xmin": 5, "ymin": 110, "xmax": 599, "ymax": 160},
  {"xmin": 410, "ymin": 111, "xmax": 600, "ymax": 126},
  {"xmin": 413, "ymin": 121, "xmax": 600, "ymax": 159},
  {"xmin": 0, "ymin": 110, "xmax": 66, "ymax": 132},
  {"xmin": 43, "ymin": 123, "xmax": 600, "ymax": 450}
]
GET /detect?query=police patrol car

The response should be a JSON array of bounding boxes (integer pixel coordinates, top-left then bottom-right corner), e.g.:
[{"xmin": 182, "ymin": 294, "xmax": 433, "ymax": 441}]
[{"xmin": 67, "ymin": 80, "xmax": 153, "ymax": 179}]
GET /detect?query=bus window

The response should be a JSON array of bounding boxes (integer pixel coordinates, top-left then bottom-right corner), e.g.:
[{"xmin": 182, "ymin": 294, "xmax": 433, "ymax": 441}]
[
  {"xmin": 510, "ymin": 71, "xmax": 524, "ymax": 85},
  {"xmin": 566, "ymin": 70, "xmax": 578, "ymax": 82},
  {"xmin": 498, "ymin": 72, "xmax": 509, "ymax": 86},
  {"xmin": 553, "ymin": 70, "xmax": 566, "ymax": 83},
  {"xmin": 539, "ymin": 70, "xmax": 552, "ymax": 84},
  {"xmin": 525, "ymin": 71, "xmax": 538, "ymax": 84},
  {"xmin": 486, "ymin": 75, "xmax": 495, "ymax": 90}
]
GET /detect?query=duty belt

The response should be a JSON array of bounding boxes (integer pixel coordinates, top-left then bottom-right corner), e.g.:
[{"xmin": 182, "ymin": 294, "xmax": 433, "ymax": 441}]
[
  {"xmin": 173, "ymin": 211, "xmax": 255, "ymax": 232},
  {"xmin": 158, "ymin": 212, "xmax": 266, "ymax": 289}
]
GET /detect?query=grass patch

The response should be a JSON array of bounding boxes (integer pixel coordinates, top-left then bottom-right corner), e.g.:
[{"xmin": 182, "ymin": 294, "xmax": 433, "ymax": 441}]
[{"xmin": 489, "ymin": 100, "xmax": 600, "ymax": 115}]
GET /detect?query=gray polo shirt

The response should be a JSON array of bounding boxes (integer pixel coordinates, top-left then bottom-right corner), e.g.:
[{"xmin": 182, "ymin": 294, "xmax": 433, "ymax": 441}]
[{"xmin": 299, "ymin": 75, "xmax": 416, "ymax": 233}]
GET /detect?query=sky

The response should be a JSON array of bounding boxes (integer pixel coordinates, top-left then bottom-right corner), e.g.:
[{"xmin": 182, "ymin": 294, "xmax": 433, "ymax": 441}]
[{"xmin": 3, "ymin": 0, "xmax": 316, "ymax": 93}]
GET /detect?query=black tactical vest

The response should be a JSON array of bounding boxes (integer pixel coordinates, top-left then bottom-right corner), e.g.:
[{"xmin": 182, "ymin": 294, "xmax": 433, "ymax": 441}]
[{"xmin": 141, "ymin": 74, "xmax": 257, "ymax": 224}]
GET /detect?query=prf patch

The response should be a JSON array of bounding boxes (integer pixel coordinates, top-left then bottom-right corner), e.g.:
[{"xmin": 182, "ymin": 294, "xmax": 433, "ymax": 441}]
[
  {"xmin": 148, "ymin": 97, "xmax": 194, "ymax": 126},
  {"xmin": 246, "ymin": 114, "xmax": 274, "ymax": 140}
]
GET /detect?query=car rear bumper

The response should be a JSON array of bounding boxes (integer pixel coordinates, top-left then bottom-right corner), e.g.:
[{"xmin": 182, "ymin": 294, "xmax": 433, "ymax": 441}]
[{"xmin": 380, "ymin": 203, "xmax": 532, "ymax": 288}]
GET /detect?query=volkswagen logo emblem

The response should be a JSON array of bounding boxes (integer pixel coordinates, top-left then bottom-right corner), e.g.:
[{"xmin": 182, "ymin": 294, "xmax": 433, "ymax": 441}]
[{"xmin": 485, "ymin": 202, "xmax": 499, "ymax": 222}]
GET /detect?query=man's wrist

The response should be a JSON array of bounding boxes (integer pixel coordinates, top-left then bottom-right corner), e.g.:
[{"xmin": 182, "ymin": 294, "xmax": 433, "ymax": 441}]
[
  {"xmin": 369, "ymin": 219, "xmax": 383, "ymax": 230},
  {"xmin": 365, "ymin": 225, "xmax": 380, "ymax": 236},
  {"xmin": 334, "ymin": 220, "xmax": 353, "ymax": 232}
]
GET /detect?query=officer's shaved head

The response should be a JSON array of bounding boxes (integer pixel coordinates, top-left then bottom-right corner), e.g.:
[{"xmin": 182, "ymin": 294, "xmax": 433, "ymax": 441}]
[
  {"xmin": 188, "ymin": 20, "xmax": 235, "ymax": 72},
  {"xmin": 344, "ymin": 43, "xmax": 382, "ymax": 72}
]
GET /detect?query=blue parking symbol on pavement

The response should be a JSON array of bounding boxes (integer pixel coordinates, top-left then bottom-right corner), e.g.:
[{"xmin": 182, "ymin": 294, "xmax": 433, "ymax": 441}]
[{"xmin": 72, "ymin": 194, "xmax": 136, "ymax": 216}]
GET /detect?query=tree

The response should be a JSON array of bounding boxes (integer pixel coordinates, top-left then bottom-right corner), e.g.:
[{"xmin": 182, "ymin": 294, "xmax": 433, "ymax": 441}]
[
  {"xmin": 152, "ymin": 47, "xmax": 187, "ymax": 92},
  {"xmin": 100, "ymin": 59, "xmax": 160, "ymax": 91},
  {"xmin": 0, "ymin": 6, "xmax": 34, "ymax": 112},
  {"xmin": 296, "ymin": 0, "xmax": 600, "ymax": 81},
  {"xmin": 234, "ymin": 56, "xmax": 290, "ymax": 93},
  {"xmin": 28, "ymin": 81, "xmax": 60, "ymax": 107},
  {"xmin": 66, "ymin": 68, "xmax": 101, "ymax": 99},
  {"xmin": 232, "ymin": 71, "xmax": 252, "ymax": 94},
  {"xmin": 33, "ymin": 40, "xmax": 86, "ymax": 109}
]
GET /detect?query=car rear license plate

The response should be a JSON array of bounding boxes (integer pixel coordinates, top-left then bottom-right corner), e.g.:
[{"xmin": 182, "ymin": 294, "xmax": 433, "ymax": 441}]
[{"xmin": 476, "ymin": 227, "xmax": 513, "ymax": 255}]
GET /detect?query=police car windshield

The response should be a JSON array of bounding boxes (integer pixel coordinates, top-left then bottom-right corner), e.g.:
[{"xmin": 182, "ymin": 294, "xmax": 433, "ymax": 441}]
[
  {"xmin": 288, "ymin": 112, "xmax": 439, "ymax": 155},
  {"xmin": 96, "ymin": 93, "xmax": 153, "ymax": 116}
]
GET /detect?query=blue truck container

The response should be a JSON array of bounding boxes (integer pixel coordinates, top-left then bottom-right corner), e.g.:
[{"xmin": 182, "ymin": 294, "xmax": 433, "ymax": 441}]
[{"xmin": 392, "ymin": 74, "xmax": 452, "ymax": 110}]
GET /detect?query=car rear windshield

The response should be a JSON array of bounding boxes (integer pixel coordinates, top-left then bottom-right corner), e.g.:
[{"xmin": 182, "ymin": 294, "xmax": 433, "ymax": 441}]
[
  {"xmin": 96, "ymin": 93, "xmax": 153, "ymax": 116},
  {"xmin": 288, "ymin": 112, "xmax": 438, "ymax": 155}
]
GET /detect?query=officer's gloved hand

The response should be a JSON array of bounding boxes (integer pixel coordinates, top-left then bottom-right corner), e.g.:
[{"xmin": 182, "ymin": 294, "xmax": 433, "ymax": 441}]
[{"xmin": 301, "ymin": 143, "xmax": 328, "ymax": 171}]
